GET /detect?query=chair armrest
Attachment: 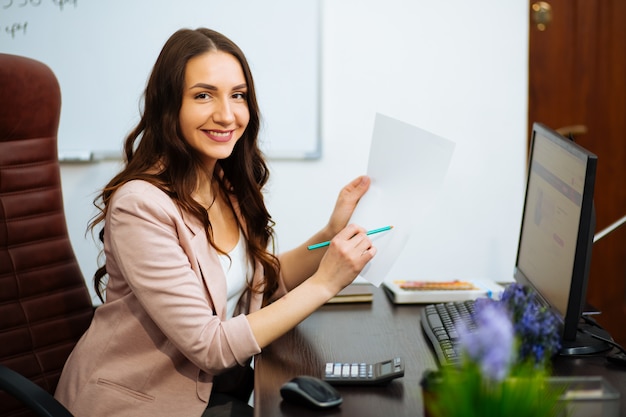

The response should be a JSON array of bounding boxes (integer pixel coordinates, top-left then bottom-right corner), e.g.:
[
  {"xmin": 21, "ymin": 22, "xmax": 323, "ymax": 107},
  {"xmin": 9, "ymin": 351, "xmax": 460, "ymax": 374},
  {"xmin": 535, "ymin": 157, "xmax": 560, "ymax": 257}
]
[{"xmin": 0, "ymin": 365, "xmax": 74, "ymax": 417}]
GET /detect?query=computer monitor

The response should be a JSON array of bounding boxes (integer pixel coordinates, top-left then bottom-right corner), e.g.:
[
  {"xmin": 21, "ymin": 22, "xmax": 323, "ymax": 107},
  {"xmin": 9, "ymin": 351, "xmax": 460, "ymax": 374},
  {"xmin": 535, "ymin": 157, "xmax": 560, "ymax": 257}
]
[{"xmin": 514, "ymin": 123, "xmax": 611, "ymax": 355}]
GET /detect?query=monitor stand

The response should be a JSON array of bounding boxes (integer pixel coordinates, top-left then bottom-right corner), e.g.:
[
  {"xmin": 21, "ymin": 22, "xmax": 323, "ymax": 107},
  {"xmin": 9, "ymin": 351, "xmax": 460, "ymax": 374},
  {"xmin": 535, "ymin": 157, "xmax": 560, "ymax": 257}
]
[{"xmin": 559, "ymin": 323, "xmax": 613, "ymax": 356}]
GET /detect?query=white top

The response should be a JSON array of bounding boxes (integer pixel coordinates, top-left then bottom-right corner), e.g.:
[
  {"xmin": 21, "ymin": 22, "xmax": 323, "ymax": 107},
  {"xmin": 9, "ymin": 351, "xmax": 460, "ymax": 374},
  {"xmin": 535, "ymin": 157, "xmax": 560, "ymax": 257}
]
[{"xmin": 218, "ymin": 231, "xmax": 251, "ymax": 319}]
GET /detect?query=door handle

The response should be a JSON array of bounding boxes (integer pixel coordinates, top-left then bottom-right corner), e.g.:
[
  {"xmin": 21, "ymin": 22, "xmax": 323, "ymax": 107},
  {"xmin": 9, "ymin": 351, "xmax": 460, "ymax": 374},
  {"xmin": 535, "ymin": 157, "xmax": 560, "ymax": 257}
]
[{"xmin": 532, "ymin": 1, "xmax": 552, "ymax": 31}]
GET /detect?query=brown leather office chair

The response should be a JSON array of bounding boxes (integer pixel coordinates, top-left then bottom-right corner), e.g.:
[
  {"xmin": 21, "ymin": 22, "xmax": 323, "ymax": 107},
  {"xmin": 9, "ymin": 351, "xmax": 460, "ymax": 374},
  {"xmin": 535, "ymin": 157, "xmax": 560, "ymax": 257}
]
[{"xmin": 0, "ymin": 54, "xmax": 94, "ymax": 417}]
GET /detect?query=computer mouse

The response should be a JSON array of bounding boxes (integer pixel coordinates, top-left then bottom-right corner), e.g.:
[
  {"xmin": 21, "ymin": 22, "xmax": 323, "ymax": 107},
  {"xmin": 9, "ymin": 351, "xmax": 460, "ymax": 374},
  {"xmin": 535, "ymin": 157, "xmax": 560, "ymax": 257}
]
[{"xmin": 280, "ymin": 375, "xmax": 343, "ymax": 409}]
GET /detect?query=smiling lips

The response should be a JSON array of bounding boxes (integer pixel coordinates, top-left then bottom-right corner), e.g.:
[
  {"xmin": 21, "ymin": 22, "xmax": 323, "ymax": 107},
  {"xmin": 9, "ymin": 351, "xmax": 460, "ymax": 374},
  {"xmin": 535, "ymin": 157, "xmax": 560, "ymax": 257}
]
[{"xmin": 204, "ymin": 129, "xmax": 233, "ymax": 142}]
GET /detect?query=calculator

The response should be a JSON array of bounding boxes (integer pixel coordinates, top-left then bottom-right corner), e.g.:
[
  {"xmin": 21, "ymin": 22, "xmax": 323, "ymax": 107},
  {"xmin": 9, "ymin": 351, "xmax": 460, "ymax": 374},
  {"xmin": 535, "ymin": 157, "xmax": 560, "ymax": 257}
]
[{"xmin": 322, "ymin": 357, "xmax": 404, "ymax": 385}]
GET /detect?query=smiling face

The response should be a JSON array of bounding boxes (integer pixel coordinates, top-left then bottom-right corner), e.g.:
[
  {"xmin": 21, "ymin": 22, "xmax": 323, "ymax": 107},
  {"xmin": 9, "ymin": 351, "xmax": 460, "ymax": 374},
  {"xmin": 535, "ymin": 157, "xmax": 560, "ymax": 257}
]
[{"xmin": 179, "ymin": 50, "xmax": 250, "ymax": 167}]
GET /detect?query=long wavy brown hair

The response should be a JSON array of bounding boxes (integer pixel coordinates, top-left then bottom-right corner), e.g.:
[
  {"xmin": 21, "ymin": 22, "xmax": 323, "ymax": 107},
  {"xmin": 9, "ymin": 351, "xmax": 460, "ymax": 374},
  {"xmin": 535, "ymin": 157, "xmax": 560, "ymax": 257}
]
[{"xmin": 90, "ymin": 28, "xmax": 280, "ymax": 304}]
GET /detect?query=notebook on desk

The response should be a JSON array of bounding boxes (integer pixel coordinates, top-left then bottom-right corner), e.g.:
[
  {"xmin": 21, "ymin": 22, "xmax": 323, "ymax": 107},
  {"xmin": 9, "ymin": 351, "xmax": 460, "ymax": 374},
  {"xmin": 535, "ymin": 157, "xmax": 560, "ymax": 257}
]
[
  {"xmin": 327, "ymin": 282, "xmax": 374, "ymax": 304},
  {"xmin": 382, "ymin": 279, "xmax": 505, "ymax": 304}
]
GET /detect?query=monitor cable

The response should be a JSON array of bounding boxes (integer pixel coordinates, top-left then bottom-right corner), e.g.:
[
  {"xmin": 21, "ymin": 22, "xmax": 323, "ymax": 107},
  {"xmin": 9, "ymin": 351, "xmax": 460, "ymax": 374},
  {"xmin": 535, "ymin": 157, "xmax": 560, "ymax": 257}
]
[{"xmin": 578, "ymin": 315, "xmax": 626, "ymax": 366}]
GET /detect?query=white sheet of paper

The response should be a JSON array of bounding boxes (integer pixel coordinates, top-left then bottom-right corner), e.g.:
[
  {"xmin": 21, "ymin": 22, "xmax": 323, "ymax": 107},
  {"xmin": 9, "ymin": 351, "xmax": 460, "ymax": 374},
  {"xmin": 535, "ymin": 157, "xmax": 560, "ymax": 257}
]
[{"xmin": 350, "ymin": 113, "xmax": 456, "ymax": 286}]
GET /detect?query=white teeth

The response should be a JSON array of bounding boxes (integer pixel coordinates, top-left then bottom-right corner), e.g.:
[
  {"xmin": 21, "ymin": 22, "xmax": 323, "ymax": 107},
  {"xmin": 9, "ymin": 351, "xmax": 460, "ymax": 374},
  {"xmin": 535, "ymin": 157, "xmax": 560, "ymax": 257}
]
[{"xmin": 208, "ymin": 130, "xmax": 230, "ymax": 137}]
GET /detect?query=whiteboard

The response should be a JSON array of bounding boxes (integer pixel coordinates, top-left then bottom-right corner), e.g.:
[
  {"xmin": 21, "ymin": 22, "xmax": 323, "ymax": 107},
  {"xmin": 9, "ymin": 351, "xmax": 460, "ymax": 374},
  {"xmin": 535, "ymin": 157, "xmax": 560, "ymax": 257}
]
[{"xmin": 1, "ymin": 0, "xmax": 321, "ymax": 160}]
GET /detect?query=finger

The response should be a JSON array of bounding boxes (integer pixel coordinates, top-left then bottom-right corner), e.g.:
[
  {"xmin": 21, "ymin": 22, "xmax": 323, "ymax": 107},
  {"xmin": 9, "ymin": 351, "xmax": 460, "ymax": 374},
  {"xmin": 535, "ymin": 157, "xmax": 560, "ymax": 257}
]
[
  {"xmin": 360, "ymin": 245, "xmax": 377, "ymax": 259},
  {"xmin": 350, "ymin": 232, "xmax": 372, "ymax": 253},
  {"xmin": 347, "ymin": 230, "xmax": 371, "ymax": 251},
  {"xmin": 337, "ymin": 176, "xmax": 371, "ymax": 207},
  {"xmin": 337, "ymin": 224, "xmax": 366, "ymax": 241},
  {"xmin": 344, "ymin": 175, "xmax": 370, "ymax": 194}
]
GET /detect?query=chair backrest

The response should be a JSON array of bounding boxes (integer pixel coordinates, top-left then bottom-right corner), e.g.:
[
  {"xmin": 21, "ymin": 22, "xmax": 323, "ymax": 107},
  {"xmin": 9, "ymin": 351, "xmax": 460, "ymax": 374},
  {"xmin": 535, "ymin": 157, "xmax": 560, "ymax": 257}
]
[{"xmin": 0, "ymin": 54, "xmax": 94, "ymax": 417}]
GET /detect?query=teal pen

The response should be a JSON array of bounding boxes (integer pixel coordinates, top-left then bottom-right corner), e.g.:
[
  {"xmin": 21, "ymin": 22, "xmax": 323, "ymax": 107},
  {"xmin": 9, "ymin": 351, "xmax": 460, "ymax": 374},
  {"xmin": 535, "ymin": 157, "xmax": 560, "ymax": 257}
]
[{"xmin": 307, "ymin": 225, "xmax": 394, "ymax": 250}]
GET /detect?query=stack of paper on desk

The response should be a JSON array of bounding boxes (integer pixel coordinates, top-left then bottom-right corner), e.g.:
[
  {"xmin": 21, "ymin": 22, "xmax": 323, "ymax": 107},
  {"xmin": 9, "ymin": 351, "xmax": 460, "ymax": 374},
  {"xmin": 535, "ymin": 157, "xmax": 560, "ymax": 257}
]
[{"xmin": 326, "ymin": 282, "xmax": 374, "ymax": 304}]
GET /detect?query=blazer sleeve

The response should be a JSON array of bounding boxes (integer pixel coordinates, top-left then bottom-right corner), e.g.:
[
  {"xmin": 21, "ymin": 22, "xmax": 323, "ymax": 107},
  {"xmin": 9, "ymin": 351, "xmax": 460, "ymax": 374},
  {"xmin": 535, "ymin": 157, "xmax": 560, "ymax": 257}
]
[{"xmin": 105, "ymin": 182, "xmax": 261, "ymax": 373}]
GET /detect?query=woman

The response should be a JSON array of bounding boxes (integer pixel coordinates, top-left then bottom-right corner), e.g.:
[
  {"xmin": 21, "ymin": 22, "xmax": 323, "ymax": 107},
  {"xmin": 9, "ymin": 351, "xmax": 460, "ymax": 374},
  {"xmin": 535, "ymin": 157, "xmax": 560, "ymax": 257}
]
[{"xmin": 54, "ymin": 28, "xmax": 376, "ymax": 417}]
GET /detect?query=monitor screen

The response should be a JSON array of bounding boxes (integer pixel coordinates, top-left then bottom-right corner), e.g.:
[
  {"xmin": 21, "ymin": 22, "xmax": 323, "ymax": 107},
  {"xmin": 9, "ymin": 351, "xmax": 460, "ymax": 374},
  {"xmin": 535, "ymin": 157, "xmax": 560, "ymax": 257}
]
[{"xmin": 514, "ymin": 123, "xmax": 608, "ymax": 354}]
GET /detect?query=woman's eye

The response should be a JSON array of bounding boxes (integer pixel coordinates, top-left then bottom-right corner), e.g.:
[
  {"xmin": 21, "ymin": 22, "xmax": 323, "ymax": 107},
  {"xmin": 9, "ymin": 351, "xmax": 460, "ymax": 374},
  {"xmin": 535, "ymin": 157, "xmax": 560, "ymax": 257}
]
[
  {"xmin": 233, "ymin": 92, "xmax": 246, "ymax": 100},
  {"xmin": 195, "ymin": 92, "xmax": 211, "ymax": 100}
]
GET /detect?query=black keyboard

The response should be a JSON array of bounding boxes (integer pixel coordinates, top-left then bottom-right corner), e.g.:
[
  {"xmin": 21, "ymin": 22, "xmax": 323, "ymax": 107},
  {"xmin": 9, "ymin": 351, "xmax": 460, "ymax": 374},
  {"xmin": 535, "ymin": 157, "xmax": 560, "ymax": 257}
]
[{"xmin": 420, "ymin": 300, "xmax": 477, "ymax": 366}]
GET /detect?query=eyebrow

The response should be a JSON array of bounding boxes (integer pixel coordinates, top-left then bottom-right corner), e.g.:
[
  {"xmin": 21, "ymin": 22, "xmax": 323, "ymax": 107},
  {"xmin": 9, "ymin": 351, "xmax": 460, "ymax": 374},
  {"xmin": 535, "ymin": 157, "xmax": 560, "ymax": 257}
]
[{"xmin": 189, "ymin": 83, "xmax": 247, "ymax": 91}]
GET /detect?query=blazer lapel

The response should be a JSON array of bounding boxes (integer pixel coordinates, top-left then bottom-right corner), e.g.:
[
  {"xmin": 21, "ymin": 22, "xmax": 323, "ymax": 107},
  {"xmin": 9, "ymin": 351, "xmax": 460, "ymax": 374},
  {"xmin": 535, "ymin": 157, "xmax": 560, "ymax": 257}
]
[{"xmin": 180, "ymin": 209, "xmax": 228, "ymax": 319}]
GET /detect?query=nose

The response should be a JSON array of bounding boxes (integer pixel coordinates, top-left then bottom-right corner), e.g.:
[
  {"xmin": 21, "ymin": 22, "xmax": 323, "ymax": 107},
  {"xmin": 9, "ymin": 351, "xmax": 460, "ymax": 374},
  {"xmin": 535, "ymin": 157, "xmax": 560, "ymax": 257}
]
[{"xmin": 213, "ymin": 99, "xmax": 235, "ymax": 126}]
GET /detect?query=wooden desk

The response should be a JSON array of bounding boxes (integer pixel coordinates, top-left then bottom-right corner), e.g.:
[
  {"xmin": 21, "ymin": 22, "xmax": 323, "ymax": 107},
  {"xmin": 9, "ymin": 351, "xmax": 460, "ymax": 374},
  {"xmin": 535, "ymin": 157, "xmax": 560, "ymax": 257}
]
[{"xmin": 254, "ymin": 286, "xmax": 626, "ymax": 417}]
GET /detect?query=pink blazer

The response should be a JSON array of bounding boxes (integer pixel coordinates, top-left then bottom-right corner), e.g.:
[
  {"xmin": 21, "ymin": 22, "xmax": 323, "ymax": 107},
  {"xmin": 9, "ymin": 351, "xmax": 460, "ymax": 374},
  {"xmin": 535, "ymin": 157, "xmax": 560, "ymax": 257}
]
[{"xmin": 55, "ymin": 180, "xmax": 284, "ymax": 417}]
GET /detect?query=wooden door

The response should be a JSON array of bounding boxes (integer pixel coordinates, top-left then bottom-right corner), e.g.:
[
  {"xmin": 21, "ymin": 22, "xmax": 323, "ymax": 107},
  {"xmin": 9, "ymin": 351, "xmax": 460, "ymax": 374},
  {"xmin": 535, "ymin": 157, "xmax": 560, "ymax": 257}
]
[{"xmin": 528, "ymin": 1, "xmax": 626, "ymax": 346}]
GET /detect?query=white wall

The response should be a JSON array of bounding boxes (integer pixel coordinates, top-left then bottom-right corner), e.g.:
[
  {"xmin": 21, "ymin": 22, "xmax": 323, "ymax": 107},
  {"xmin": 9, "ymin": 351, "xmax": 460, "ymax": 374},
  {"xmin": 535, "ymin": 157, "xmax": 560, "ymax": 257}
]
[{"xmin": 61, "ymin": 0, "xmax": 529, "ymax": 303}]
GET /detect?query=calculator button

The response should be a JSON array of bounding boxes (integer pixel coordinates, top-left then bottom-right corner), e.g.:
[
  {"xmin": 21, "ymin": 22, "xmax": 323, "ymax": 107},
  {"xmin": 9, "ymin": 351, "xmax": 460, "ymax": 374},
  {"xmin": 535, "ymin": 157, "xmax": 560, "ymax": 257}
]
[
  {"xmin": 341, "ymin": 363, "xmax": 350, "ymax": 377},
  {"xmin": 325, "ymin": 363, "xmax": 334, "ymax": 375},
  {"xmin": 333, "ymin": 363, "xmax": 342, "ymax": 377}
]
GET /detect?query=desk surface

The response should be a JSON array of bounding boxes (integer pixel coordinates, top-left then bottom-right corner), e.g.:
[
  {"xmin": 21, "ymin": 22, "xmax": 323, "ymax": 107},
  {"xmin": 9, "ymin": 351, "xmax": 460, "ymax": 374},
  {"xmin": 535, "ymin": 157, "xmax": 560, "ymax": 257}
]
[{"xmin": 254, "ymin": 286, "xmax": 626, "ymax": 417}]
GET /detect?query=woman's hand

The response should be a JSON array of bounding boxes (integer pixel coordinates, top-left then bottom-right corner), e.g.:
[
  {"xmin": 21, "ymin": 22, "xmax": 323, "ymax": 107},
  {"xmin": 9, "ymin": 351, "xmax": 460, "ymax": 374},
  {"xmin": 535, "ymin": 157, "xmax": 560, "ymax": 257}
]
[
  {"xmin": 247, "ymin": 223, "xmax": 377, "ymax": 348},
  {"xmin": 325, "ymin": 176, "xmax": 371, "ymax": 237},
  {"xmin": 275, "ymin": 175, "xmax": 371, "ymax": 293},
  {"xmin": 314, "ymin": 223, "xmax": 377, "ymax": 294}
]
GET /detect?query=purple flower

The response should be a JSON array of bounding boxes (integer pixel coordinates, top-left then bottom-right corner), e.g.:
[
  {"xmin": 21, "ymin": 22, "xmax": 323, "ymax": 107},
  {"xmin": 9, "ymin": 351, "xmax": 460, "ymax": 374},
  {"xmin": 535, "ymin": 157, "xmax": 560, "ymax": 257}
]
[
  {"xmin": 457, "ymin": 301, "xmax": 515, "ymax": 381},
  {"xmin": 500, "ymin": 283, "xmax": 562, "ymax": 364}
]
